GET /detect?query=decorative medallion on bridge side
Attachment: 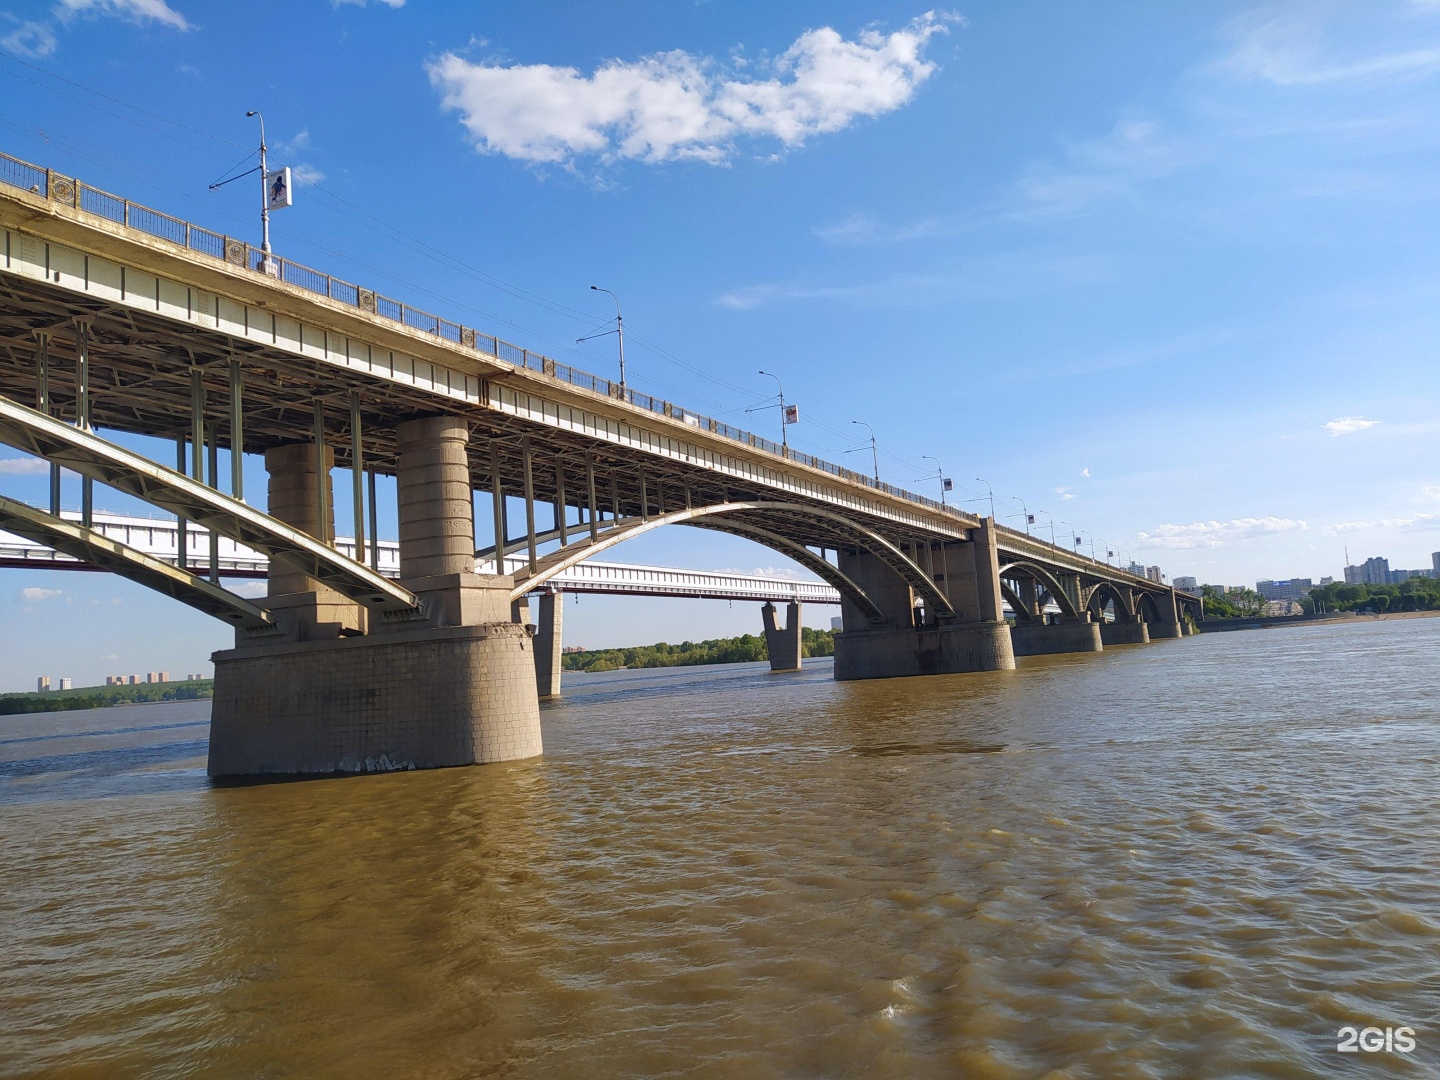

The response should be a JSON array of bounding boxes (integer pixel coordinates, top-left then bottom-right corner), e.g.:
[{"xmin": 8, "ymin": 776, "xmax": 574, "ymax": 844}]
[
  {"xmin": 225, "ymin": 239, "xmax": 247, "ymax": 266},
  {"xmin": 461, "ymin": 327, "xmax": 476, "ymax": 349},
  {"xmin": 543, "ymin": 358, "xmax": 556, "ymax": 377},
  {"xmin": 358, "ymin": 289, "xmax": 377, "ymax": 314},
  {"xmin": 48, "ymin": 174, "xmax": 76, "ymax": 207}
]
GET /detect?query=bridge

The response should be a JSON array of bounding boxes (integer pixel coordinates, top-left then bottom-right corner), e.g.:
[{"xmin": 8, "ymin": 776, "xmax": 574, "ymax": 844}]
[{"xmin": 0, "ymin": 149, "xmax": 1201, "ymax": 777}]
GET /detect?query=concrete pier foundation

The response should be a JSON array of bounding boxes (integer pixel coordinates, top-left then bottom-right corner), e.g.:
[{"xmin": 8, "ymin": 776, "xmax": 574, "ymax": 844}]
[
  {"xmin": 1010, "ymin": 614, "xmax": 1104, "ymax": 656},
  {"xmin": 1099, "ymin": 615, "xmax": 1150, "ymax": 646},
  {"xmin": 209, "ymin": 414, "xmax": 543, "ymax": 777},
  {"xmin": 761, "ymin": 601, "xmax": 803, "ymax": 672},
  {"xmin": 833, "ymin": 517, "xmax": 1015, "ymax": 680},
  {"xmin": 534, "ymin": 589, "xmax": 563, "ymax": 697},
  {"xmin": 833, "ymin": 621, "xmax": 1013, "ymax": 680}
]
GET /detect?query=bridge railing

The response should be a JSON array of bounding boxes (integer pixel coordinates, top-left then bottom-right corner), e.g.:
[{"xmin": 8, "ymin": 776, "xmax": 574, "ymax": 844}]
[{"xmin": 2, "ymin": 149, "xmax": 991, "ymax": 529}]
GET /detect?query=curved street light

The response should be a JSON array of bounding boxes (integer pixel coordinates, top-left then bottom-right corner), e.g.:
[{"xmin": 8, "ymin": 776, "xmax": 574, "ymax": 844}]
[
  {"xmin": 579, "ymin": 286, "xmax": 626, "ymax": 390},
  {"xmin": 1035, "ymin": 508, "xmax": 1057, "ymax": 547},
  {"xmin": 920, "ymin": 456, "xmax": 948, "ymax": 505},
  {"xmin": 757, "ymin": 369, "xmax": 788, "ymax": 451},
  {"xmin": 974, "ymin": 477, "xmax": 995, "ymax": 520},
  {"xmin": 849, "ymin": 420, "xmax": 879, "ymax": 484}
]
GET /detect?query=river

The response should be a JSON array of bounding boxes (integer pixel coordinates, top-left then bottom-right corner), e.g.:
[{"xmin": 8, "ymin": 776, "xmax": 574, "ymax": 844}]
[{"xmin": 2, "ymin": 618, "xmax": 1437, "ymax": 1078}]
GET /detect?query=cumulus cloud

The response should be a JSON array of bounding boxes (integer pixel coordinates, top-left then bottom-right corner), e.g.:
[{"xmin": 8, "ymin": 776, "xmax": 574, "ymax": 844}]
[
  {"xmin": 230, "ymin": 581, "xmax": 269, "ymax": 598},
  {"xmin": 0, "ymin": 457, "xmax": 49, "ymax": 474},
  {"xmin": 1, "ymin": 20, "xmax": 57, "ymax": 57},
  {"xmin": 428, "ymin": 12, "xmax": 956, "ymax": 166},
  {"xmin": 1054, "ymin": 486, "xmax": 1075, "ymax": 501},
  {"xmin": 1325, "ymin": 416, "xmax": 1379, "ymax": 435},
  {"xmin": 1080, "ymin": 467, "xmax": 1090, "ymax": 478},
  {"xmin": 19, "ymin": 587, "xmax": 61, "ymax": 602},
  {"xmin": 1137, "ymin": 516, "xmax": 1308, "ymax": 550},
  {"xmin": 55, "ymin": 0, "xmax": 192, "ymax": 31}
]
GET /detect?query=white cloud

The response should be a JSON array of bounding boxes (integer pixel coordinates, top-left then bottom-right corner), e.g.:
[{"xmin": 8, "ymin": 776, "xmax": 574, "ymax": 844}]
[
  {"xmin": 1054, "ymin": 486, "xmax": 1074, "ymax": 501},
  {"xmin": 0, "ymin": 457, "xmax": 49, "ymax": 474},
  {"xmin": 292, "ymin": 164, "xmax": 325, "ymax": 184},
  {"xmin": 1221, "ymin": 8, "xmax": 1440, "ymax": 87},
  {"xmin": 19, "ymin": 587, "xmax": 61, "ymax": 602},
  {"xmin": 1137, "ymin": 516, "xmax": 1308, "ymax": 550},
  {"xmin": 55, "ymin": 0, "xmax": 192, "ymax": 31},
  {"xmin": 1322, "ymin": 513, "xmax": 1440, "ymax": 536},
  {"xmin": 1, "ymin": 20, "xmax": 57, "ymax": 57},
  {"xmin": 1080, "ymin": 467, "xmax": 1090, "ymax": 478},
  {"xmin": 813, "ymin": 211, "xmax": 954, "ymax": 245},
  {"xmin": 230, "ymin": 581, "xmax": 268, "ymax": 598},
  {"xmin": 1325, "ymin": 416, "xmax": 1379, "ymax": 435},
  {"xmin": 428, "ymin": 12, "xmax": 956, "ymax": 166}
]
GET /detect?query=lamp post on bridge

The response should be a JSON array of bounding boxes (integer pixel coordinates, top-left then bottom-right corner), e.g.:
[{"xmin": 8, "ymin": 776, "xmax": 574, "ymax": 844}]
[
  {"xmin": 1036, "ymin": 508, "xmax": 1057, "ymax": 547},
  {"xmin": 974, "ymin": 477, "xmax": 995, "ymax": 519},
  {"xmin": 1062, "ymin": 520, "xmax": 1080, "ymax": 553},
  {"xmin": 755, "ymin": 370, "xmax": 792, "ymax": 452},
  {"xmin": 579, "ymin": 286, "xmax": 626, "ymax": 392},
  {"xmin": 849, "ymin": 420, "xmax": 880, "ymax": 484},
  {"xmin": 245, "ymin": 111, "xmax": 271, "ymax": 260},
  {"xmin": 918, "ymin": 456, "xmax": 951, "ymax": 505},
  {"xmin": 1006, "ymin": 495, "xmax": 1033, "ymax": 536}
]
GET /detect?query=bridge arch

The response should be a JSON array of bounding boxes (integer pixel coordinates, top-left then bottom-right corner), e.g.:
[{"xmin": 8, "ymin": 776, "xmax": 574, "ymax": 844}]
[
  {"xmin": 1085, "ymin": 580, "xmax": 1136, "ymax": 620},
  {"xmin": 506, "ymin": 501, "xmax": 952, "ymax": 619},
  {"xmin": 997, "ymin": 561, "xmax": 1080, "ymax": 619}
]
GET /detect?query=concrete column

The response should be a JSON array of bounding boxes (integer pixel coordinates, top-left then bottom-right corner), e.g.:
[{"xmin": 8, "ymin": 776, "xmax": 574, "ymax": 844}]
[
  {"xmin": 1148, "ymin": 588, "xmax": 1182, "ymax": 639},
  {"xmin": 974, "ymin": 517, "xmax": 1004, "ymax": 623},
  {"xmin": 1017, "ymin": 578, "xmax": 1041, "ymax": 619},
  {"xmin": 397, "ymin": 415, "xmax": 474, "ymax": 582},
  {"xmin": 1011, "ymin": 612, "xmax": 1104, "ymax": 656},
  {"xmin": 1100, "ymin": 614, "xmax": 1150, "ymax": 646},
  {"xmin": 534, "ymin": 589, "xmax": 563, "ymax": 698},
  {"xmin": 762, "ymin": 601, "xmax": 803, "ymax": 672},
  {"xmin": 264, "ymin": 441, "xmax": 335, "ymax": 596}
]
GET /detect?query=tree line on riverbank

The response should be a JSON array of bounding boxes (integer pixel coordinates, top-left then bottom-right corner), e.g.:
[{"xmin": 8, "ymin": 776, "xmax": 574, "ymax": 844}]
[
  {"xmin": 0, "ymin": 680, "xmax": 213, "ymax": 716},
  {"xmin": 1201, "ymin": 586, "xmax": 1267, "ymax": 618},
  {"xmin": 1304, "ymin": 578, "xmax": 1440, "ymax": 614},
  {"xmin": 563, "ymin": 628, "xmax": 836, "ymax": 673}
]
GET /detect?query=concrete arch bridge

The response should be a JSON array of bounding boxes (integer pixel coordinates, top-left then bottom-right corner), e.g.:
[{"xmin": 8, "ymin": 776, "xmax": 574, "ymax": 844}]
[{"xmin": 0, "ymin": 151, "xmax": 1199, "ymax": 777}]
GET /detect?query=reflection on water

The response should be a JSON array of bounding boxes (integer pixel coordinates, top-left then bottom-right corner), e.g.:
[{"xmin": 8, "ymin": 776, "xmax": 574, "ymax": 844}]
[{"xmin": 2, "ymin": 619, "xmax": 1438, "ymax": 1078}]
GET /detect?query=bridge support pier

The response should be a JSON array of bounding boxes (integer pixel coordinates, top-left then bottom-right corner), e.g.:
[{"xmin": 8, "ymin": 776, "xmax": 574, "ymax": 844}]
[
  {"xmin": 1147, "ymin": 588, "xmax": 1183, "ymax": 639},
  {"xmin": 209, "ymin": 415, "xmax": 542, "ymax": 777},
  {"xmin": 1099, "ymin": 614, "xmax": 1150, "ymax": 646},
  {"xmin": 761, "ymin": 601, "xmax": 802, "ymax": 672},
  {"xmin": 534, "ymin": 589, "xmax": 563, "ymax": 698},
  {"xmin": 1010, "ymin": 613, "xmax": 1104, "ymax": 656},
  {"xmin": 833, "ymin": 518, "xmax": 1015, "ymax": 680}
]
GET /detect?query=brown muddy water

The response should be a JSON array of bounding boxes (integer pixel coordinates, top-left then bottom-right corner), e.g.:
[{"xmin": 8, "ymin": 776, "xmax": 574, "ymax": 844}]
[{"xmin": 2, "ymin": 619, "xmax": 1438, "ymax": 1079}]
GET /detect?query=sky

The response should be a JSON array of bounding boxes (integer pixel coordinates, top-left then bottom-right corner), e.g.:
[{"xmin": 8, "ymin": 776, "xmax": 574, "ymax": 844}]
[{"xmin": 1, "ymin": 0, "xmax": 1439, "ymax": 689}]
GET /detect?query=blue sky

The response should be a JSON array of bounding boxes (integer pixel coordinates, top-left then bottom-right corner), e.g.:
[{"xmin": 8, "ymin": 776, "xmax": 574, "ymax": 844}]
[{"xmin": 2, "ymin": 1, "xmax": 1439, "ymax": 689}]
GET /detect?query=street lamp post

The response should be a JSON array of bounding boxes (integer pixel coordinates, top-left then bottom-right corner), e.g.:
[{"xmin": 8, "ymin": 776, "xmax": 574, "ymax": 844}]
[
  {"xmin": 580, "ymin": 286, "xmax": 626, "ymax": 391},
  {"xmin": 1007, "ymin": 495, "xmax": 1032, "ymax": 535},
  {"xmin": 850, "ymin": 420, "xmax": 879, "ymax": 484},
  {"xmin": 974, "ymin": 478, "xmax": 995, "ymax": 520},
  {"xmin": 757, "ymin": 370, "xmax": 788, "ymax": 451},
  {"xmin": 244, "ymin": 111, "xmax": 271, "ymax": 259},
  {"xmin": 1036, "ymin": 508, "xmax": 1057, "ymax": 547},
  {"xmin": 1061, "ymin": 520, "xmax": 1080, "ymax": 552},
  {"xmin": 921, "ymin": 456, "xmax": 948, "ymax": 505}
]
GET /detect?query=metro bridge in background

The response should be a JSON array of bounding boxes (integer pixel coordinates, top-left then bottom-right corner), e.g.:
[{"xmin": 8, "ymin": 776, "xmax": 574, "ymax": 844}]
[{"xmin": 0, "ymin": 149, "xmax": 1200, "ymax": 778}]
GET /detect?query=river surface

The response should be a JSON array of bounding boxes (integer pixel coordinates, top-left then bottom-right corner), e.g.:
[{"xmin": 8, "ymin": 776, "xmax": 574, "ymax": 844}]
[{"xmin": 2, "ymin": 618, "xmax": 1438, "ymax": 1078}]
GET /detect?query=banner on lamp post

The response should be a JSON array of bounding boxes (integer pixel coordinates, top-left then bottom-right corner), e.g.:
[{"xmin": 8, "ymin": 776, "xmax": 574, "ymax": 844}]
[{"xmin": 266, "ymin": 167, "xmax": 293, "ymax": 210}]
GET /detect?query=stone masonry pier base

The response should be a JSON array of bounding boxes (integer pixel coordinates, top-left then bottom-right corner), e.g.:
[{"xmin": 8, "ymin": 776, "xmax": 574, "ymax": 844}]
[
  {"xmin": 1100, "ymin": 617, "xmax": 1150, "ymax": 646},
  {"xmin": 208, "ymin": 622, "xmax": 542, "ymax": 777},
  {"xmin": 833, "ymin": 621, "xmax": 1014, "ymax": 681},
  {"xmin": 1010, "ymin": 617, "xmax": 1104, "ymax": 657}
]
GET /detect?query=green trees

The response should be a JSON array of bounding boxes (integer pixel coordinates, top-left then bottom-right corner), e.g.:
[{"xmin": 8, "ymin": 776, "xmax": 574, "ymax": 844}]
[
  {"xmin": 1201, "ymin": 585, "xmax": 1266, "ymax": 618},
  {"xmin": 0, "ymin": 680, "xmax": 213, "ymax": 716},
  {"xmin": 563, "ymin": 628, "xmax": 837, "ymax": 672},
  {"xmin": 1305, "ymin": 578, "xmax": 1440, "ymax": 614}
]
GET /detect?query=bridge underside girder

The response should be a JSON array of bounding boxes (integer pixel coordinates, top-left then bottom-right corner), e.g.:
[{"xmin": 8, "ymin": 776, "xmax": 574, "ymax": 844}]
[{"xmin": 0, "ymin": 493, "xmax": 274, "ymax": 631}]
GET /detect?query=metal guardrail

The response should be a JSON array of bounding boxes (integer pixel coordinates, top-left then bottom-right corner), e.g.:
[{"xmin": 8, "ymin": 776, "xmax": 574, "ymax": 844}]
[
  {"xmin": 0, "ymin": 150, "xmax": 972, "ymax": 516},
  {"xmin": 0, "ymin": 149, "xmax": 1183, "ymax": 596}
]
